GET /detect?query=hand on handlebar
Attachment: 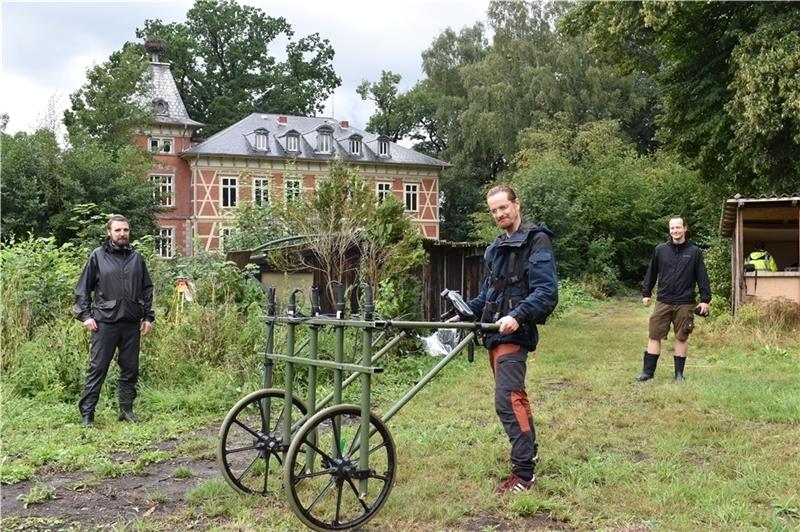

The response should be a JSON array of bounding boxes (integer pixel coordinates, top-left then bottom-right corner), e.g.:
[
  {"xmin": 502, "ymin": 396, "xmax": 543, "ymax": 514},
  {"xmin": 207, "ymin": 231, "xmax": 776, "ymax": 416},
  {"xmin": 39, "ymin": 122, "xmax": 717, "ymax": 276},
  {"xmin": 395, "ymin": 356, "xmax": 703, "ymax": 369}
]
[{"xmin": 496, "ymin": 315, "xmax": 520, "ymax": 335}]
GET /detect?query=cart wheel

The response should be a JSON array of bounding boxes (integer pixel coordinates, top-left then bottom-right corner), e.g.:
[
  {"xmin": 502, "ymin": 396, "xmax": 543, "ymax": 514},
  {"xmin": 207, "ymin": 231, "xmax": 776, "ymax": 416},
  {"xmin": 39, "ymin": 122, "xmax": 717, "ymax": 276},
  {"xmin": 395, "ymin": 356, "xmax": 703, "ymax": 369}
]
[
  {"xmin": 217, "ymin": 388, "xmax": 307, "ymax": 496},
  {"xmin": 284, "ymin": 404, "xmax": 396, "ymax": 531}
]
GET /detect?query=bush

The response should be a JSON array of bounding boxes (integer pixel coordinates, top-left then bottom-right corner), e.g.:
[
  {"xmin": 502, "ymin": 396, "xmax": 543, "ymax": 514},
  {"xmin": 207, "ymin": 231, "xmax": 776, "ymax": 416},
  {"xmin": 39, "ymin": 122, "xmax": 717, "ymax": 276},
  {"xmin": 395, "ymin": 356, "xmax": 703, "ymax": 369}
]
[{"xmin": 736, "ymin": 298, "xmax": 800, "ymax": 330}]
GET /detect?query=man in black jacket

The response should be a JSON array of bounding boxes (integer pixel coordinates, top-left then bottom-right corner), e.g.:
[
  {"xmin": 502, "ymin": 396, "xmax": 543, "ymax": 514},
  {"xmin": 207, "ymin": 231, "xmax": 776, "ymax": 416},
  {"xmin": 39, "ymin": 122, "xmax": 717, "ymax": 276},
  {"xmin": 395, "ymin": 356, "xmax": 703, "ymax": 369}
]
[
  {"xmin": 638, "ymin": 215, "xmax": 711, "ymax": 382},
  {"xmin": 74, "ymin": 215, "xmax": 155, "ymax": 426},
  {"xmin": 452, "ymin": 185, "xmax": 558, "ymax": 493}
]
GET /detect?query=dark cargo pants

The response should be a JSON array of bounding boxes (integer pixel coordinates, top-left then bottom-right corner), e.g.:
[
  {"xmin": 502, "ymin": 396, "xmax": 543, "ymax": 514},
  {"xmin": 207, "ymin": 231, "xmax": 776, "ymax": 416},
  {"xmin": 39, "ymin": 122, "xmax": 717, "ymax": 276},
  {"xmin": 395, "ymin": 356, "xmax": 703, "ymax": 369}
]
[
  {"xmin": 78, "ymin": 320, "xmax": 141, "ymax": 416},
  {"xmin": 489, "ymin": 343, "xmax": 537, "ymax": 479}
]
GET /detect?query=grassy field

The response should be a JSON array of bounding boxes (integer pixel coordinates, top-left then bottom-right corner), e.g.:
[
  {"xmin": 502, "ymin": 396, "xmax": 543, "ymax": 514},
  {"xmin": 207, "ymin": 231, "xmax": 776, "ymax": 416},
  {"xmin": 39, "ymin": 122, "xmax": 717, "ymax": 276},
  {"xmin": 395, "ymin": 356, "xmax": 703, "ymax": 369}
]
[{"xmin": 2, "ymin": 298, "xmax": 799, "ymax": 531}]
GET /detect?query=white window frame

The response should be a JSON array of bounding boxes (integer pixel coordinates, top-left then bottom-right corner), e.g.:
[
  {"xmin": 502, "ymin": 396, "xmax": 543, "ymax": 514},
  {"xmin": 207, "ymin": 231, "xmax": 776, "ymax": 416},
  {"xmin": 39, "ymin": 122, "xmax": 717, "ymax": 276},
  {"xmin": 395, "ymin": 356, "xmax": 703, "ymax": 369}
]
[
  {"xmin": 317, "ymin": 132, "xmax": 332, "ymax": 153},
  {"xmin": 149, "ymin": 136, "xmax": 174, "ymax": 154},
  {"xmin": 150, "ymin": 173, "xmax": 174, "ymax": 207},
  {"xmin": 285, "ymin": 179, "xmax": 301, "ymax": 202},
  {"xmin": 255, "ymin": 131, "xmax": 268, "ymax": 151},
  {"xmin": 378, "ymin": 140, "xmax": 390, "ymax": 157},
  {"xmin": 286, "ymin": 134, "xmax": 299, "ymax": 152},
  {"xmin": 253, "ymin": 177, "xmax": 270, "ymax": 206},
  {"xmin": 377, "ymin": 182, "xmax": 392, "ymax": 203},
  {"xmin": 156, "ymin": 227, "xmax": 174, "ymax": 259},
  {"xmin": 221, "ymin": 176, "xmax": 238, "ymax": 208},
  {"xmin": 350, "ymin": 138, "xmax": 362, "ymax": 155},
  {"xmin": 404, "ymin": 183, "xmax": 418, "ymax": 212}
]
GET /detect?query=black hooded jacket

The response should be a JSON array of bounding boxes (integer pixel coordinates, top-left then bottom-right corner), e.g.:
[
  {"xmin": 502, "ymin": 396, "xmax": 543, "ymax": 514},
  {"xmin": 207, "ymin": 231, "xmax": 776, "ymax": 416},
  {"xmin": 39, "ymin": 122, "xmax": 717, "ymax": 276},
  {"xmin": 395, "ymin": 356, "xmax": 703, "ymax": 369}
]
[
  {"xmin": 642, "ymin": 239, "xmax": 711, "ymax": 305},
  {"xmin": 74, "ymin": 241, "xmax": 155, "ymax": 323}
]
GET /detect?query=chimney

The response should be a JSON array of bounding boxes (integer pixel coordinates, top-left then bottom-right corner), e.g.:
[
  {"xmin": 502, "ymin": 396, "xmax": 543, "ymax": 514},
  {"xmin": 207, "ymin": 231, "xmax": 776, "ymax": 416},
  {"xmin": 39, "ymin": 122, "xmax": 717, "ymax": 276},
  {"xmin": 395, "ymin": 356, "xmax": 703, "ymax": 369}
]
[
  {"xmin": 339, "ymin": 120, "xmax": 349, "ymax": 129},
  {"xmin": 277, "ymin": 115, "xmax": 288, "ymax": 125}
]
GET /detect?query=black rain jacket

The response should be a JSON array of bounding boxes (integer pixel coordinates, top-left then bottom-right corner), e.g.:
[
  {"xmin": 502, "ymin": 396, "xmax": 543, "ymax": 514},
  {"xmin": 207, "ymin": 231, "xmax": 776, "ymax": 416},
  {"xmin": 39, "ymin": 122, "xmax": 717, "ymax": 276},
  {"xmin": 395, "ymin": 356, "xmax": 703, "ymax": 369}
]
[
  {"xmin": 74, "ymin": 241, "xmax": 155, "ymax": 323},
  {"xmin": 467, "ymin": 222, "xmax": 559, "ymax": 351},
  {"xmin": 642, "ymin": 239, "xmax": 711, "ymax": 305}
]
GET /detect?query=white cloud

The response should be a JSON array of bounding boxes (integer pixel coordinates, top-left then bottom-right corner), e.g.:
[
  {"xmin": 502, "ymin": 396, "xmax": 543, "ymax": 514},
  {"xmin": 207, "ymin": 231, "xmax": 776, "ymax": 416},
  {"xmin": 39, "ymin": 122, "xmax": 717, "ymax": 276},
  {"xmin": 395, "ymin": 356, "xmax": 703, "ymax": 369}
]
[{"xmin": 1, "ymin": 0, "xmax": 490, "ymax": 134}]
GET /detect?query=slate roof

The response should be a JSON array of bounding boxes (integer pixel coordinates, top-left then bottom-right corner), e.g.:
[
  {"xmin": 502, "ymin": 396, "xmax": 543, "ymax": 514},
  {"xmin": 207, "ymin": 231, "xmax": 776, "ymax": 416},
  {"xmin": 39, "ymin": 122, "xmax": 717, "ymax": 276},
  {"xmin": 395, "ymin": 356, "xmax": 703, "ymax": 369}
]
[
  {"xmin": 140, "ymin": 62, "xmax": 203, "ymax": 127},
  {"xmin": 183, "ymin": 113, "xmax": 451, "ymax": 168}
]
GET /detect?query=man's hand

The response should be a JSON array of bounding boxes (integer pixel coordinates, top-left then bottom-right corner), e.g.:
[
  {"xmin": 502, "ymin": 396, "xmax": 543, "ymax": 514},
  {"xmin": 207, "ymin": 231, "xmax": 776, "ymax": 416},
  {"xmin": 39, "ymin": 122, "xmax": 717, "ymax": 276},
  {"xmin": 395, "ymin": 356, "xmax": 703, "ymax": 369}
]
[
  {"xmin": 497, "ymin": 315, "xmax": 519, "ymax": 335},
  {"xmin": 698, "ymin": 302, "xmax": 710, "ymax": 316},
  {"xmin": 642, "ymin": 297, "xmax": 652, "ymax": 307},
  {"xmin": 141, "ymin": 320, "xmax": 153, "ymax": 335},
  {"xmin": 82, "ymin": 318, "xmax": 97, "ymax": 331},
  {"xmin": 446, "ymin": 315, "xmax": 461, "ymax": 323}
]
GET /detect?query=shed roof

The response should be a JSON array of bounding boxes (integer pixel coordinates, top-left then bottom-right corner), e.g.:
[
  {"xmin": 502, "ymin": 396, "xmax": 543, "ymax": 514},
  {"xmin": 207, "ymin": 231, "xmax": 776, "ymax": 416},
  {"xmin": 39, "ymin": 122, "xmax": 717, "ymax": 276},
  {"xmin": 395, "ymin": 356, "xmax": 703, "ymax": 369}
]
[{"xmin": 719, "ymin": 193, "xmax": 800, "ymax": 237}]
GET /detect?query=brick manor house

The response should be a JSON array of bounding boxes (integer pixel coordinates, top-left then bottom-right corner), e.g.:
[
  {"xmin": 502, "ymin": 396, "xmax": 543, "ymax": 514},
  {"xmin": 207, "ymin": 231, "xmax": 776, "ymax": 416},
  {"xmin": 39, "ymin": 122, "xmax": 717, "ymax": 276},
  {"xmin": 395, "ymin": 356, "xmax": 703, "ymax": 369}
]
[{"xmin": 137, "ymin": 54, "xmax": 449, "ymax": 258}]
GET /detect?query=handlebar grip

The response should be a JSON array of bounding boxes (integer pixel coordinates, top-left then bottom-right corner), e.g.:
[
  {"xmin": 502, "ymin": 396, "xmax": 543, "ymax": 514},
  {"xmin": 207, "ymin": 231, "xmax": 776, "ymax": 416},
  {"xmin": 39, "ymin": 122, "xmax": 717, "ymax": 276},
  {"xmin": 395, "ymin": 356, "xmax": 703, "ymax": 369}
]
[
  {"xmin": 311, "ymin": 287, "xmax": 320, "ymax": 316},
  {"xmin": 363, "ymin": 284, "xmax": 374, "ymax": 320}
]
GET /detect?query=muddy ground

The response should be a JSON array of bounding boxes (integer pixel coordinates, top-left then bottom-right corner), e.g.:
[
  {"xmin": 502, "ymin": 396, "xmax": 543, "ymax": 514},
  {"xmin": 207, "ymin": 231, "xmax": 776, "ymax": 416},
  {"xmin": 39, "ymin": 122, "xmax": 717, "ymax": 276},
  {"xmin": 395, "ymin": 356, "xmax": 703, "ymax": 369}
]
[{"xmin": 1, "ymin": 426, "xmax": 572, "ymax": 532}]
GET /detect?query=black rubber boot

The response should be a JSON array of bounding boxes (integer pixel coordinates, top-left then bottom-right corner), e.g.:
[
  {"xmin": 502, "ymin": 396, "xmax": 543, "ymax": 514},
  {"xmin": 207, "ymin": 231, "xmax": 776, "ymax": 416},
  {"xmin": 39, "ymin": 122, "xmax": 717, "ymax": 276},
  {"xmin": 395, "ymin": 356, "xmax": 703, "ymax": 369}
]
[
  {"xmin": 118, "ymin": 405, "xmax": 139, "ymax": 423},
  {"xmin": 636, "ymin": 352, "xmax": 659, "ymax": 381},
  {"xmin": 81, "ymin": 412, "xmax": 94, "ymax": 427},
  {"xmin": 674, "ymin": 356, "xmax": 686, "ymax": 381}
]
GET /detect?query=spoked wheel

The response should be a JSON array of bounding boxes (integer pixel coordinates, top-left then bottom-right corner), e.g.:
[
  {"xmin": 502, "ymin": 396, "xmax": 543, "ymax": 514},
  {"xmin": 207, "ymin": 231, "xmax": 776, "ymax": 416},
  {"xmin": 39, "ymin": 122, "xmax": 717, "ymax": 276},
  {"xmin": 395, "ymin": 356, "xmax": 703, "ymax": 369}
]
[
  {"xmin": 284, "ymin": 404, "xmax": 396, "ymax": 531},
  {"xmin": 217, "ymin": 388, "xmax": 307, "ymax": 496}
]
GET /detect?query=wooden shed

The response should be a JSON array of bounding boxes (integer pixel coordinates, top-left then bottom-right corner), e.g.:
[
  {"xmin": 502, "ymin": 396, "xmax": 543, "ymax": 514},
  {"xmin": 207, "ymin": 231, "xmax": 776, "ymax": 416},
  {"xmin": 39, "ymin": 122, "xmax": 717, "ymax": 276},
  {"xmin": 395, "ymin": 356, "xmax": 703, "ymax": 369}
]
[
  {"xmin": 421, "ymin": 240, "xmax": 487, "ymax": 320},
  {"xmin": 243, "ymin": 238, "xmax": 488, "ymax": 321},
  {"xmin": 719, "ymin": 194, "xmax": 800, "ymax": 314}
]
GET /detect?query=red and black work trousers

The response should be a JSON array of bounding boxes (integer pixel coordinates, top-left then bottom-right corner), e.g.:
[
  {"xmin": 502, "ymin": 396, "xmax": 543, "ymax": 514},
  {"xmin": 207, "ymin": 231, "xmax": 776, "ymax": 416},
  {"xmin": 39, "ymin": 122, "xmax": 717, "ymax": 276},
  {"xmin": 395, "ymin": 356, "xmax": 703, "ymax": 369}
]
[
  {"xmin": 489, "ymin": 343, "xmax": 537, "ymax": 479},
  {"xmin": 78, "ymin": 320, "xmax": 141, "ymax": 416}
]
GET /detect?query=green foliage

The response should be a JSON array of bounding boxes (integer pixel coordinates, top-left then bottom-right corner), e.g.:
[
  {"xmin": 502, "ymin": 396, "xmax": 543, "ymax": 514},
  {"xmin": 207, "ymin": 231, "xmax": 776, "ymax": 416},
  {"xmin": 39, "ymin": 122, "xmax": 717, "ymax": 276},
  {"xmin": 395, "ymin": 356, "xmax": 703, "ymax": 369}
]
[
  {"xmin": 701, "ymin": 236, "xmax": 732, "ymax": 313},
  {"xmin": 358, "ymin": 2, "xmax": 658, "ymax": 240},
  {"xmin": 0, "ymin": 127, "xmax": 158, "ymax": 244},
  {"xmin": 16, "ymin": 484, "xmax": 56, "ymax": 508},
  {"xmin": 0, "ymin": 236, "xmax": 84, "ymax": 354},
  {"xmin": 484, "ymin": 119, "xmax": 708, "ymax": 291},
  {"xmin": 562, "ymin": 2, "xmax": 800, "ymax": 195},
  {"xmin": 63, "ymin": 44, "xmax": 153, "ymax": 148},
  {"xmin": 223, "ymin": 200, "xmax": 287, "ymax": 253},
  {"xmin": 356, "ymin": 71, "xmax": 413, "ymax": 142},
  {"xmin": 136, "ymin": 0, "xmax": 340, "ymax": 136}
]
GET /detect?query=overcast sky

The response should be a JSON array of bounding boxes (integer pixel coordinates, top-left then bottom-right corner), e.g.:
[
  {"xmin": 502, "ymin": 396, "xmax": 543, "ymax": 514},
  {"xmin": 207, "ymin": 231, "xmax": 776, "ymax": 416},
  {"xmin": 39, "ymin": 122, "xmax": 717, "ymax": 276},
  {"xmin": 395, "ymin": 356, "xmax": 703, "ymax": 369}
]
[{"xmin": 1, "ymin": 0, "xmax": 490, "ymax": 137}]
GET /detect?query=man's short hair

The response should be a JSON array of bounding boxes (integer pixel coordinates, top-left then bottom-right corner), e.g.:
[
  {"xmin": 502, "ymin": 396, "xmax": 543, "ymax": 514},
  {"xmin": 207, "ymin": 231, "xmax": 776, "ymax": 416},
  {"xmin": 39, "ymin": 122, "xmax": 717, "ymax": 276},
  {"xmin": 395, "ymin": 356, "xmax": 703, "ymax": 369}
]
[
  {"xmin": 669, "ymin": 215, "xmax": 688, "ymax": 228},
  {"xmin": 486, "ymin": 185, "xmax": 518, "ymax": 202},
  {"xmin": 106, "ymin": 215, "xmax": 129, "ymax": 230}
]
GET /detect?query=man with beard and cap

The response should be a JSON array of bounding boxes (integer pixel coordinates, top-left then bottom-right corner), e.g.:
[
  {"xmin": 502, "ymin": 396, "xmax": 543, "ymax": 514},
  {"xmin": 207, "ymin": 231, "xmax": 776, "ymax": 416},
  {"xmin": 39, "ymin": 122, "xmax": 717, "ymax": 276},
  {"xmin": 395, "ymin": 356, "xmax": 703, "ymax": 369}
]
[
  {"xmin": 637, "ymin": 215, "xmax": 711, "ymax": 382},
  {"xmin": 450, "ymin": 185, "xmax": 558, "ymax": 493},
  {"xmin": 74, "ymin": 215, "xmax": 154, "ymax": 426}
]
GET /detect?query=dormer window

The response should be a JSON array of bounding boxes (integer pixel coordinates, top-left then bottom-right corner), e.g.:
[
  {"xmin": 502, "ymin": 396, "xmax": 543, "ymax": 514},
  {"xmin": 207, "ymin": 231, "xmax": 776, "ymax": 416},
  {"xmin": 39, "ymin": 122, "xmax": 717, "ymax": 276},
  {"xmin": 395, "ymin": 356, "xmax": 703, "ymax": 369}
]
[
  {"xmin": 286, "ymin": 134, "xmax": 299, "ymax": 152},
  {"xmin": 153, "ymin": 98, "xmax": 169, "ymax": 116},
  {"xmin": 316, "ymin": 126, "xmax": 333, "ymax": 153},
  {"xmin": 378, "ymin": 138, "xmax": 390, "ymax": 157},
  {"xmin": 254, "ymin": 129, "xmax": 268, "ymax": 151},
  {"xmin": 349, "ymin": 136, "xmax": 362, "ymax": 156}
]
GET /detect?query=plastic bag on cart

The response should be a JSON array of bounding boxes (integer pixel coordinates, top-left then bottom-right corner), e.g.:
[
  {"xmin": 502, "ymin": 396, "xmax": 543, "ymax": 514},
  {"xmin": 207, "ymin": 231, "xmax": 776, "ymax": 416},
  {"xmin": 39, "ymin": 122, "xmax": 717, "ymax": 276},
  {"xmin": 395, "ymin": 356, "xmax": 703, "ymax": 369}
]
[{"xmin": 421, "ymin": 328, "xmax": 463, "ymax": 357}]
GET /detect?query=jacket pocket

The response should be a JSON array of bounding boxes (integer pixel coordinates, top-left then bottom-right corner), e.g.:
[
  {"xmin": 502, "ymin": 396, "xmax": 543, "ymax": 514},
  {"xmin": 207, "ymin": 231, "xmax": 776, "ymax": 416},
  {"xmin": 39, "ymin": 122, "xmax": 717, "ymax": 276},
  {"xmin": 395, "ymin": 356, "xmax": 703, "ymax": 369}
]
[{"xmin": 95, "ymin": 299, "xmax": 117, "ymax": 310}]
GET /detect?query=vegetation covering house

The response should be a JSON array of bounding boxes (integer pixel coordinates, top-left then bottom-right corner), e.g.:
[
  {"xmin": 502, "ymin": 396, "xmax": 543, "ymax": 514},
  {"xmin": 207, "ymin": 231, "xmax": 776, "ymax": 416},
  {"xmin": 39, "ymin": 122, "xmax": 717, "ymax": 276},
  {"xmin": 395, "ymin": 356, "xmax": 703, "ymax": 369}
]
[
  {"xmin": 720, "ymin": 194, "xmax": 800, "ymax": 314},
  {"xmin": 135, "ymin": 55, "xmax": 449, "ymax": 258}
]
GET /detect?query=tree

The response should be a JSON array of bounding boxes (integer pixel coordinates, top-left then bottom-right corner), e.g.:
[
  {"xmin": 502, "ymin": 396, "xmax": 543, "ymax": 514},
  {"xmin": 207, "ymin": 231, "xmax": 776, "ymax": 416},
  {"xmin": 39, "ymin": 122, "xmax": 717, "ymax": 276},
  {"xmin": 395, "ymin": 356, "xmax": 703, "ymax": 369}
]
[
  {"xmin": 482, "ymin": 119, "xmax": 709, "ymax": 292},
  {"xmin": 1, "ymin": 126, "xmax": 157, "ymax": 244},
  {"xmin": 137, "ymin": 0, "xmax": 340, "ymax": 136},
  {"xmin": 358, "ymin": 2, "xmax": 659, "ymax": 240},
  {"xmin": 63, "ymin": 44, "xmax": 154, "ymax": 148},
  {"xmin": 561, "ymin": 1, "xmax": 800, "ymax": 194},
  {"xmin": 356, "ymin": 71, "xmax": 412, "ymax": 142}
]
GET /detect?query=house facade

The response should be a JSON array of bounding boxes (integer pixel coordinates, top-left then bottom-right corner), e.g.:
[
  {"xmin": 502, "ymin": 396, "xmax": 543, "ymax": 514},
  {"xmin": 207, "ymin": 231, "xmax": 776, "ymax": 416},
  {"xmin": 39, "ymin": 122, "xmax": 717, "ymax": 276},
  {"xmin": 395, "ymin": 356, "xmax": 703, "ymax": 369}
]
[{"xmin": 135, "ymin": 58, "xmax": 449, "ymax": 258}]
